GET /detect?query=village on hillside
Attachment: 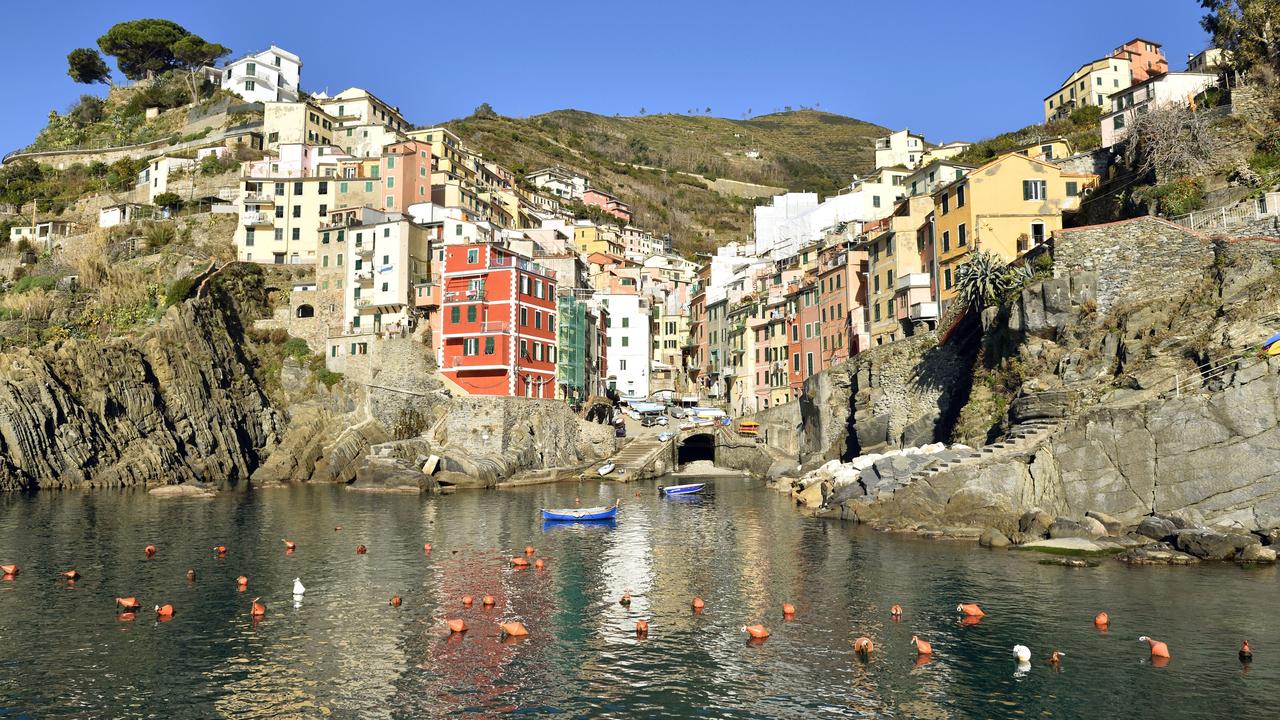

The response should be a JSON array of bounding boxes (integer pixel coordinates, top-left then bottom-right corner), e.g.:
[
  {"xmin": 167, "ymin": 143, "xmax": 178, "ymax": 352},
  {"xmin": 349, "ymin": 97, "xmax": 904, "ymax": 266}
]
[{"xmin": 1, "ymin": 30, "xmax": 1275, "ymax": 419}]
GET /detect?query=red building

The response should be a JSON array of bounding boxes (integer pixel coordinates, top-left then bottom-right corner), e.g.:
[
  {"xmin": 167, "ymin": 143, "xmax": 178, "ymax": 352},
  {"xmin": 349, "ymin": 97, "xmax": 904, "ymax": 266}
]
[{"xmin": 440, "ymin": 242, "xmax": 558, "ymax": 398}]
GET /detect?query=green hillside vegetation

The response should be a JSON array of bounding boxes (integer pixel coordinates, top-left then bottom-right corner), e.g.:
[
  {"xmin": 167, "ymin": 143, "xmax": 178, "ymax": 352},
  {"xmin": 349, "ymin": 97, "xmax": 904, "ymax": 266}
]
[
  {"xmin": 449, "ymin": 109, "xmax": 888, "ymax": 255},
  {"xmin": 951, "ymin": 106, "xmax": 1104, "ymax": 167}
]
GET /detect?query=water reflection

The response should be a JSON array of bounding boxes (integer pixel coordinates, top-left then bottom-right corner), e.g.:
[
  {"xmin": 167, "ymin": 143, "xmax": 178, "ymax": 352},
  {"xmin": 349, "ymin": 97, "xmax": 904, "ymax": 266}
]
[{"xmin": 0, "ymin": 481, "xmax": 1278, "ymax": 718}]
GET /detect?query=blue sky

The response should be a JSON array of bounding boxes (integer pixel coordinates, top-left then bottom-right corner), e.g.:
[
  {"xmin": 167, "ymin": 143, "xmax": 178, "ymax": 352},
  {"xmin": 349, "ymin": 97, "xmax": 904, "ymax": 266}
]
[{"xmin": 1, "ymin": 0, "xmax": 1212, "ymax": 153}]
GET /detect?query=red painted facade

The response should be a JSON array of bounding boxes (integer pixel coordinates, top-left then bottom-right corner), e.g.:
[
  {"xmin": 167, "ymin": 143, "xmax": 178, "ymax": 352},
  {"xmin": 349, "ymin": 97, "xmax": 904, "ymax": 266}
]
[{"xmin": 440, "ymin": 242, "xmax": 558, "ymax": 398}]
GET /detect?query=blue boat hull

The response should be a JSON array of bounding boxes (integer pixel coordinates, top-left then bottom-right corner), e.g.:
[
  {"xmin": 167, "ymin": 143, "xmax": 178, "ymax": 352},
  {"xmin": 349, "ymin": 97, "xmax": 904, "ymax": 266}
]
[
  {"xmin": 660, "ymin": 483, "xmax": 706, "ymax": 496},
  {"xmin": 541, "ymin": 506, "xmax": 620, "ymax": 522}
]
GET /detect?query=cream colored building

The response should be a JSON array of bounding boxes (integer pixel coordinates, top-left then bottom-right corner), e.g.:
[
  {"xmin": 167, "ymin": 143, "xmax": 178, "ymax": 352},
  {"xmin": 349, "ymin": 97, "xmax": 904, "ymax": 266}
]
[
  {"xmin": 1045, "ymin": 57, "xmax": 1133, "ymax": 121},
  {"xmin": 234, "ymin": 174, "xmax": 343, "ymax": 264},
  {"xmin": 865, "ymin": 196, "xmax": 934, "ymax": 346},
  {"xmin": 264, "ymin": 101, "xmax": 338, "ymax": 150}
]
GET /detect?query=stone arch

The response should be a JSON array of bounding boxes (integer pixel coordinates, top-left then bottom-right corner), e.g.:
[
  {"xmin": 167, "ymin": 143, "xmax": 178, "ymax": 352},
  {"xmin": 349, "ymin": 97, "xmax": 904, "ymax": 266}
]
[
  {"xmin": 296, "ymin": 304, "xmax": 315, "ymax": 319},
  {"xmin": 677, "ymin": 432, "xmax": 716, "ymax": 465}
]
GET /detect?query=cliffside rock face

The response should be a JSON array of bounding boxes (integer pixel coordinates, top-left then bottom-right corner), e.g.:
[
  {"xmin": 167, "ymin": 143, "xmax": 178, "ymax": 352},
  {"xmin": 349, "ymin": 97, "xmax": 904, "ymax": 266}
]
[{"xmin": 0, "ymin": 300, "xmax": 282, "ymax": 491}]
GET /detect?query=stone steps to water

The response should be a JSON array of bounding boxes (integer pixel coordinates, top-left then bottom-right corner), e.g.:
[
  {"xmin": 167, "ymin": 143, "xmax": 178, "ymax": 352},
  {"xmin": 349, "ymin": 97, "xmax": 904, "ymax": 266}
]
[{"xmin": 901, "ymin": 420, "xmax": 1065, "ymax": 486}]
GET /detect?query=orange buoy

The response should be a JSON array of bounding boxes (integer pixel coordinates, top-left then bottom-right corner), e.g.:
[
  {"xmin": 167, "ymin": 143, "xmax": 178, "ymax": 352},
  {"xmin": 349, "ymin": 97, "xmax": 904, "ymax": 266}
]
[
  {"xmin": 890, "ymin": 604, "xmax": 903, "ymax": 618},
  {"xmin": 356, "ymin": 544, "xmax": 368, "ymax": 555},
  {"xmin": 524, "ymin": 545, "xmax": 535, "ymax": 556},
  {"xmin": 853, "ymin": 636, "xmax": 875, "ymax": 654},
  {"xmin": 1139, "ymin": 636, "xmax": 1170, "ymax": 658},
  {"xmin": 116, "ymin": 596, "xmax": 141, "ymax": 612},
  {"xmin": 635, "ymin": 619, "xmax": 649, "ymax": 638},
  {"xmin": 500, "ymin": 621, "xmax": 529, "ymax": 637},
  {"xmin": 236, "ymin": 575, "xmax": 249, "ymax": 588},
  {"xmin": 0, "ymin": 564, "xmax": 18, "ymax": 577},
  {"xmin": 782, "ymin": 602, "xmax": 796, "ymax": 617},
  {"xmin": 743, "ymin": 624, "xmax": 770, "ymax": 639},
  {"xmin": 1094, "ymin": 611, "xmax": 1110, "ymax": 628},
  {"xmin": 214, "ymin": 545, "xmax": 227, "ymax": 557},
  {"xmin": 447, "ymin": 618, "xmax": 467, "ymax": 634},
  {"xmin": 423, "ymin": 543, "xmax": 432, "ymax": 554},
  {"xmin": 61, "ymin": 569, "xmax": 80, "ymax": 580},
  {"xmin": 534, "ymin": 558, "xmax": 545, "ymax": 569},
  {"xmin": 691, "ymin": 597, "xmax": 705, "ymax": 610},
  {"xmin": 462, "ymin": 595, "xmax": 474, "ymax": 607},
  {"xmin": 144, "ymin": 544, "xmax": 157, "ymax": 558},
  {"xmin": 251, "ymin": 597, "xmax": 266, "ymax": 617},
  {"xmin": 282, "ymin": 539, "xmax": 297, "ymax": 552},
  {"xmin": 912, "ymin": 635, "xmax": 933, "ymax": 655},
  {"xmin": 185, "ymin": 568, "xmax": 196, "ymax": 582},
  {"xmin": 956, "ymin": 603, "xmax": 985, "ymax": 617},
  {"xmin": 154, "ymin": 604, "xmax": 175, "ymax": 618},
  {"xmin": 390, "ymin": 595, "xmax": 402, "ymax": 607},
  {"xmin": 512, "ymin": 557, "xmax": 529, "ymax": 568},
  {"xmin": 118, "ymin": 612, "xmax": 136, "ymax": 622},
  {"xmin": 620, "ymin": 591, "xmax": 632, "ymax": 606},
  {"xmin": 482, "ymin": 594, "xmax": 495, "ymax": 607}
]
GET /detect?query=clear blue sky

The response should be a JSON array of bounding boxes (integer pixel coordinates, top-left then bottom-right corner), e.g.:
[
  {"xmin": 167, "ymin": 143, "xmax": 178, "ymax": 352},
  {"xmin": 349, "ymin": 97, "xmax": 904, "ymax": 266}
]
[{"xmin": 1, "ymin": 0, "xmax": 1213, "ymax": 154}]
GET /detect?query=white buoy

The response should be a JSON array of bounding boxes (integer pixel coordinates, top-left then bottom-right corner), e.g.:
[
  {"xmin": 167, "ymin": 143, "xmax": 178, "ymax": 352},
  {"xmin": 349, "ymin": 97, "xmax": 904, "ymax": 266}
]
[
  {"xmin": 293, "ymin": 578, "xmax": 306, "ymax": 595},
  {"xmin": 1013, "ymin": 644, "xmax": 1031, "ymax": 662}
]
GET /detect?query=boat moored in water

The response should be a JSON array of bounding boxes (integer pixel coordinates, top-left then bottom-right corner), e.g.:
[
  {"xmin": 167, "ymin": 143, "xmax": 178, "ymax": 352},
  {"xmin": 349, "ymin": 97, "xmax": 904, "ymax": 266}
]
[{"xmin": 659, "ymin": 482, "xmax": 706, "ymax": 496}]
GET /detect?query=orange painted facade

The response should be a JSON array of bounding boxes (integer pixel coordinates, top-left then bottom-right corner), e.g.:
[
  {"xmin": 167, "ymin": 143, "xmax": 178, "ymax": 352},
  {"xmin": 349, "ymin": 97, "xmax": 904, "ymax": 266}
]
[
  {"xmin": 382, "ymin": 140, "xmax": 434, "ymax": 213},
  {"xmin": 440, "ymin": 243, "xmax": 558, "ymax": 398}
]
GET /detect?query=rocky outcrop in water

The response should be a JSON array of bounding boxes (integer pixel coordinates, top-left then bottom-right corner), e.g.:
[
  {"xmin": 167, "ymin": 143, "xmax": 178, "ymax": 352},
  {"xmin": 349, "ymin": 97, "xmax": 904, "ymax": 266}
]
[{"xmin": 0, "ymin": 299, "xmax": 282, "ymax": 491}]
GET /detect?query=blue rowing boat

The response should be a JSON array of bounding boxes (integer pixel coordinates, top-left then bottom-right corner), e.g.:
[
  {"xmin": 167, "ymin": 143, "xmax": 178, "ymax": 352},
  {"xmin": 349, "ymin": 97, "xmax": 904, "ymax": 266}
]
[
  {"xmin": 659, "ymin": 482, "xmax": 706, "ymax": 496},
  {"xmin": 541, "ymin": 501, "xmax": 620, "ymax": 522}
]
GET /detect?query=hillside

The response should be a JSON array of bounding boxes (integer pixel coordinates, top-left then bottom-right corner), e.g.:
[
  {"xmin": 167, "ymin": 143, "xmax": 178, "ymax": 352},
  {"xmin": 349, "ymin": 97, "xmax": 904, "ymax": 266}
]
[{"xmin": 447, "ymin": 109, "xmax": 889, "ymax": 255}]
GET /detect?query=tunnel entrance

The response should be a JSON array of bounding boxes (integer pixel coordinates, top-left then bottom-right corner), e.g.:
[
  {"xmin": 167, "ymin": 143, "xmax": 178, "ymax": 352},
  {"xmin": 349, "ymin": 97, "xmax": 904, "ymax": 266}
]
[{"xmin": 677, "ymin": 432, "xmax": 716, "ymax": 465}]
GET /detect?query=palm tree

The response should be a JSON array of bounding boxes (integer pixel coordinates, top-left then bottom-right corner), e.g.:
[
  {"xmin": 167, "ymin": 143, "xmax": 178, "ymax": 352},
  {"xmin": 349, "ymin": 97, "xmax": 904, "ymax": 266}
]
[{"xmin": 953, "ymin": 250, "xmax": 1015, "ymax": 310}]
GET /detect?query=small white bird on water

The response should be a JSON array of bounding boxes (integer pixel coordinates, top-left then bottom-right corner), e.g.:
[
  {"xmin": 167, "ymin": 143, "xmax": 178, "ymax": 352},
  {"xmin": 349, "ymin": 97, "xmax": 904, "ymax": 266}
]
[
  {"xmin": 293, "ymin": 578, "xmax": 306, "ymax": 595},
  {"xmin": 1013, "ymin": 644, "xmax": 1031, "ymax": 662}
]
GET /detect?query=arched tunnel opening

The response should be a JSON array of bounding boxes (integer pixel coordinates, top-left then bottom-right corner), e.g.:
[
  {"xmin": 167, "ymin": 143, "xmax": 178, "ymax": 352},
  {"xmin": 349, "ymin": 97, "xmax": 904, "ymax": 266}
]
[{"xmin": 677, "ymin": 432, "xmax": 716, "ymax": 465}]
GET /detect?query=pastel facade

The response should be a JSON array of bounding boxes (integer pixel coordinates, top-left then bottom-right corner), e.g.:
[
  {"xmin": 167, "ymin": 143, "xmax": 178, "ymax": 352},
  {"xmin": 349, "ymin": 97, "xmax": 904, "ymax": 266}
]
[
  {"xmin": 264, "ymin": 101, "xmax": 337, "ymax": 150},
  {"xmin": 1100, "ymin": 72, "xmax": 1218, "ymax": 148},
  {"xmin": 221, "ymin": 46, "xmax": 301, "ymax": 104},
  {"xmin": 874, "ymin": 129, "xmax": 926, "ymax": 170},
  {"xmin": 1045, "ymin": 56, "xmax": 1132, "ymax": 121},
  {"xmin": 598, "ymin": 292, "xmax": 651, "ymax": 398},
  {"xmin": 1113, "ymin": 38, "xmax": 1168, "ymax": 83},
  {"xmin": 137, "ymin": 156, "xmax": 195, "ymax": 202}
]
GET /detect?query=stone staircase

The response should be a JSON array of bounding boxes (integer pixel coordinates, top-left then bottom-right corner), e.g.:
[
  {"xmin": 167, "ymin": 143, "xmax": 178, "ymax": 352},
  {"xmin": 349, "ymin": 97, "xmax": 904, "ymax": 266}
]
[
  {"xmin": 904, "ymin": 418, "xmax": 1065, "ymax": 486},
  {"xmin": 593, "ymin": 434, "xmax": 674, "ymax": 480}
]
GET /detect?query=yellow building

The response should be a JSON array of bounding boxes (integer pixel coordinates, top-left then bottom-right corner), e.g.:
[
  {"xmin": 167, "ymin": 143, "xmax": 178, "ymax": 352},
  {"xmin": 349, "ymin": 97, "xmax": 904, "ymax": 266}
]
[
  {"xmin": 263, "ymin": 101, "xmax": 337, "ymax": 150},
  {"xmin": 933, "ymin": 153, "xmax": 1096, "ymax": 308},
  {"xmin": 1014, "ymin": 137, "xmax": 1074, "ymax": 163},
  {"xmin": 865, "ymin": 195, "xmax": 934, "ymax": 346},
  {"xmin": 574, "ymin": 222, "xmax": 625, "ymax": 257},
  {"xmin": 1044, "ymin": 57, "xmax": 1132, "ymax": 121},
  {"xmin": 234, "ymin": 175, "xmax": 343, "ymax": 264}
]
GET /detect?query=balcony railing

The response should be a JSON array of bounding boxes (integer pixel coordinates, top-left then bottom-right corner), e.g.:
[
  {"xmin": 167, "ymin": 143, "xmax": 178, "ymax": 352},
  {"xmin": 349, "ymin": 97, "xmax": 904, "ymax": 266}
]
[
  {"xmin": 479, "ymin": 321, "xmax": 509, "ymax": 333},
  {"xmin": 443, "ymin": 289, "xmax": 486, "ymax": 303},
  {"xmin": 355, "ymin": 298, "xmax": 373, "ymax": 308},
  {"xmin": 896, "ymin": 272, "xmax": 931, "ymax": 292},
  {"xmin": 241, "ymin": 211, "xmax": 270, "ymax": 225},
  {"xmin": 909, "ymin": 302, "xmax": 939, "ymax": 320},
  {"xmin": 353, "ymin": 243, "xmax": 374, "ymax": 256},
  {"xmin": 354, "ymin": 269, "xmax": 373, "ymax": 281},
  {"xmin": 243, "ymin": 191, "xmax": 273, "ymax": 203}
]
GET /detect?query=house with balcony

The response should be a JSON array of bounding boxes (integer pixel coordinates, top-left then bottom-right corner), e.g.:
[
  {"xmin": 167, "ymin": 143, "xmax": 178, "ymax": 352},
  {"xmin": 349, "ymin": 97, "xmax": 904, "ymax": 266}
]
[
  {"xmin": 1112, "ymin": 38, "xmax": 1169, "ymax": 83},
  {"xmin": 904, "ymin": 159, "xmax": 972, "ymax": 198},
  {"xmin": 864, "ymin": 195, "xmax": 935, "ymax": 346},
  {"xmin": 439, "ymin": 241, "xmax": 559, "ymax": 398},
  {"xmin": 526, "ymin": 167, "xmax": 588, "ymax": 200},
  {"xmin": 1044, "ymin": 56, "xmax": 1133, "ymax": 122},
  {"xmin": 1100, "ymin": 72, "xmax": 1219, "ymax": 148},
  {"xmin": 596, "ymin": 292, "xmax": 651, "ymax": 399},
  {"xmin": 874, "ymin": 129, "xmax": 926, "ymax": 170},
  {"xmin": 219, "ymin": 46, "xmax": 301, "ymax": 104},
  {"xmin": 136, "ymin": 155, "xmax": 196, "ymax": 202},
  {"xmin": 581, "ymin": 188, "xmax": 633, "ymax": 223},
  {"xmin": 932, "ymin": 153, "xmax": 1097, "ymax": 312}
]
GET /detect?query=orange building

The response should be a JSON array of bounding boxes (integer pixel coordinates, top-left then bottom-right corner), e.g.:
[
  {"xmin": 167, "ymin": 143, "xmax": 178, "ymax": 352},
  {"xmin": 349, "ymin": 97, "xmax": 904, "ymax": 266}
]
[
  {"xmin": 440, "ymin": 242, "xmax": 559, "ymax": 398},
  {"xmin": 1113, "ymin": 38, "xmax": 1168, "ymax": 82}
]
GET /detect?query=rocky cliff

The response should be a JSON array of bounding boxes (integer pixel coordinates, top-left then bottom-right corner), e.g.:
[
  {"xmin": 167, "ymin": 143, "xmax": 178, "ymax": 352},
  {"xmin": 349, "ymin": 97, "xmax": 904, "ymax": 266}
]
[
  {"xmin": 772, "ymin": 217, "xmax": 1280, "ymax": 534},
  {"xmin": 0, "ymin": 298, "xmax": 282, "ymax": 491}
]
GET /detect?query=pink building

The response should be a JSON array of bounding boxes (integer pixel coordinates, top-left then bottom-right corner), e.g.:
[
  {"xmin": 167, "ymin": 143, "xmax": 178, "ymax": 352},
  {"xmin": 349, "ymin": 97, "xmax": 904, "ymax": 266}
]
[
  {"xmin": 581, "ymin": 189, "xmax": 633, "ymax": 223},
  {"xmin": 382, "ymin": 140, "xmax": 434, "ymax": 213}
]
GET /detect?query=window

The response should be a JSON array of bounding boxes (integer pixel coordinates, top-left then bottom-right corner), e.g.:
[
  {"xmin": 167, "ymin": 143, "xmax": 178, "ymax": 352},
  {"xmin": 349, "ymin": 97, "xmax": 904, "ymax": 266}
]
[
  {"xmin": 484, "ymin": 337, "xmax": 495, "ymax": 355},
  {"xmin": 1023, "ymin": 180, "xmax": 1047, "ymax": 201},
  {"xmin": 548, "ymin": 316, "xmax": 555, "ymax": 333},
  {"xmin": 387, "ymin": 177, "xmax": 395, "ymax": 189},
  {"xmin": 245, "ymin": 228, "xmax": 255, "ymax": 246},
  {"xmin": 520, "ymin": 307, "xmax": 528, "ymax": 326},
  {"xmin": 1114, "ymin": 115, "xmax": 1126, "ymax": 130},
  {"xmin": 958, "ymin": 224, "xmax": 967, "ymax": 246},
  {"xmin": 319, "ymin": 182, "xmax": 328, "ymax": 195},
  {"xmin": 337, "ymin": 253, "xmax": 344, "ymax": 266},
  {"xmin": 944, "ymin": 268, "xmax": 952, "ymax": 289},
  {"xmin": 267, "ymin": 132, "xmax": 279, "ymax": 143},
  {"xmin": 466, "ymin": 249, "xmax": 478, "ymax": 263},
  {"xmin": 450, "ymin": 307, "xmax": 460, "ymax": 323},
  {"xmin": 520, "ymin": 340, "xmax": 528, "ymax": 358},
  {"xmin": 291, "ymin": 228, "xmax": 300, "ymax": 241},
  {"xmin": 941, "ymin": 193, "xmax": 949, "ymax": 214},
  {"xmin": 942, "ymin": 230, "xmax": 951, "ymax": 252},
  {"xmin": 1066, "ymin": 181, "xmax": 1079, "ymax": 197},
  {"xmin": 463, "ymin": 305, "xmax": 475, "ymax": 323},
  {"xmin": 319, "ymin": 204, "xmax": 327, "ymax": 216},
  {"xmin": 1030, "ymin": 222, "xmax": 1046, "ymax": 246},
  {"xmin": 874, "ymin": 303, "xmax": 881, "ymax": 322},
  {"xmin": 463, "ymin": 338, "xmax": 479, "ymax": 356},
  {"xmin": 621, "ymin": 336, "xmax": 629, "ymax": 347},
  {"xmin": 872, "ymin": 195, "xmax": 881, "ymax": 208},
  {"xmin": 244, "ymin": 80, "xmax": 256, "ymax": 91},
  {"xmin": 792, "ymin": 353, "xmax": 800, "ymax": 372},
  {"xmin": 381, "ymin": 282, "xmax": 389, "ymax": 292},
  {"xmin": 293, "ymin": 205, "xmax": 301, "ymax": 218},
  {"xmin": 294, "ymin": 182, "xmax": 303, "ymax": 195},
  {"xmin": 873, "ymin": 275, "xmax": 880, "ymax": 293},
  {"xmin": 534, "ymin": 311, "xmax": 542, "ymax": 330},
  {"xmin": 621, "ymin": 317, "xmax": 630, "ymax": 328},
  {"xmin": 956, "ymin": 185, "xmax": 965, "ymax": 208}
]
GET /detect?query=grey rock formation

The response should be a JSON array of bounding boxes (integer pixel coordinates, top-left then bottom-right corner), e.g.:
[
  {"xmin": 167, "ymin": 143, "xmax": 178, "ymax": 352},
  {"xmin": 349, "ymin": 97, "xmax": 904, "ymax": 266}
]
[
  {"xmin": 1048, "ymin": 519, "xmax": 1093, "ymax": 540},
  {"xmin": 979, "ymin": 527, "xmax": 1011, "ymax": 548},
  {"xmin": 0, "ymin": 300, "xmax": 281, "ymax": 491},
  {"xmin": 1173, "ymin": 529, "xmax": 1260, "ymax": 560},
  {"xmin": 1137, "ymin": 517, "xmax": 1176, "ymax": 541}
]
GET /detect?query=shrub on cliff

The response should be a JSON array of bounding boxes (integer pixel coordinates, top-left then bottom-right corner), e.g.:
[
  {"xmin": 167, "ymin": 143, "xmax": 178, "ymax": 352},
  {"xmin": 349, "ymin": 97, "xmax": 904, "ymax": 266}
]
[{"xmin": 12, "ymin": 275, "xmax": 56, "ymax": 294}]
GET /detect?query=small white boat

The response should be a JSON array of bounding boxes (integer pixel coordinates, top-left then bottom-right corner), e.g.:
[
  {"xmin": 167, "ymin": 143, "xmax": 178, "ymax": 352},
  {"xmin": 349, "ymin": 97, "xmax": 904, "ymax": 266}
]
[{"xmin": 597, "ymin": 463, "xmax": 616, "ymax": 476}]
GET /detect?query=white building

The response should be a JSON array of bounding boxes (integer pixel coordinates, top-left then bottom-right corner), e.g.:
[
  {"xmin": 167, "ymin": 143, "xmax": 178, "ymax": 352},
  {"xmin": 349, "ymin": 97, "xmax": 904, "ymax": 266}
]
[
  {"xmin": 753, "ymin": 192, "xmax": 818, "ymax": 259},
  {"xmin": 136, "ymin": 156, "xmax": 196, "ymax": 202},
  {"xmin": 1101, "ymin": 72, "xmax": 1218, "ymax": 148},
  {"xmin": 220, "ymin": 46, "xmax": 302, "ymax": 104},
  {"xmin": 903, "ymin": 159, "xmax": 972, "ymax": 198},
  {"xmin": 527, "ymin": 167, "xmax": 588, "ymax": 200},
  {"xmin": 341, "ymin": 215, "xmax": 433, "ymax": 337},
  {"xmin": 874, "ymin": 129, "xmax": 926, "ymax": 170},
  {"xmin": 597, "ymin": 292, "xmax": 651, "ymax": 398},
  {"xmin": 757, "ymin": 170, "xmax": 907, "ymax": 261},
  {"xmin": 98, "ymin": 203, "xmax": 153, "ymax": 228}
]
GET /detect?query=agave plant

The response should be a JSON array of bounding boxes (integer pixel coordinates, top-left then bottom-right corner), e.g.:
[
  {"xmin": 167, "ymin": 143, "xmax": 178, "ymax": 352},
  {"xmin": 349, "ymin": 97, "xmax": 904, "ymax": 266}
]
[{"xmin": 954, "ymin": 250, "xmax": 1016, "ymax": 310}]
